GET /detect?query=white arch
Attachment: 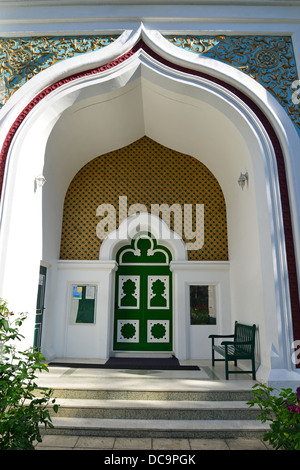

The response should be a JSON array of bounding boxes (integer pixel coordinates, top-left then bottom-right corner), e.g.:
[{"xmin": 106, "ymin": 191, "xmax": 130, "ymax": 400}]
[{"xmin": 0, "ymin": 28, "xmax": 298, "ymax": 382}]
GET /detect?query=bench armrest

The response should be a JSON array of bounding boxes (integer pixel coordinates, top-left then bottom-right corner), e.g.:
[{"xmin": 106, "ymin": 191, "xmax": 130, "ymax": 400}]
[
  {"xmin": 208, "ymin": 334, "xmax": 234, "ymax": 339},
  {"xmin": 221, "ymin": 340, "xmax": 252, "ymax": 346}
]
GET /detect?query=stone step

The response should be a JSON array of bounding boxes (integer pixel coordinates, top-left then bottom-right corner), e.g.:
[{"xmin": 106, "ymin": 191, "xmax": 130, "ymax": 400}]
[
  {"xmin": 36, "ymin": 364, "xmax": 262, "ymax": 439},
  {"xmin": 43, "ymin": 388, "xmax": 254, "ymax": 402},
  {"xmin": 49, "ymin": 398, "xmax": 260, "ymax": 420},
  {"xmin": 43, "ymin": 417, "xmax": 268, "ymax": 439}
]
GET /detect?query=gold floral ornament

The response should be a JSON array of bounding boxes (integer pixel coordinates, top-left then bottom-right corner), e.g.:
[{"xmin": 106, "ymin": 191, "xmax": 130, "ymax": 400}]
[
  {"xmin": 165, "ymin": 35, "xmax": 300, "ymax": 132},
  {"xmin": 0, "ymin": 35, "xmax": 118, "ymax": 107}
]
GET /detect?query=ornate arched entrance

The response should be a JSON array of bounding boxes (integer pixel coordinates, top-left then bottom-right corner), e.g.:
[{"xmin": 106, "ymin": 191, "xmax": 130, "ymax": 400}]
[{"xmin": 0, "ymin": 34, "xmax": 299, "ymax": 384}]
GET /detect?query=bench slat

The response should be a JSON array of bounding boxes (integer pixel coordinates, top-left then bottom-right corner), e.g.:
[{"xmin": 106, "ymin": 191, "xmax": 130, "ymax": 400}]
[{"xmin": 213, "ymin": 345, "xmax": 253, "ymax": 359}]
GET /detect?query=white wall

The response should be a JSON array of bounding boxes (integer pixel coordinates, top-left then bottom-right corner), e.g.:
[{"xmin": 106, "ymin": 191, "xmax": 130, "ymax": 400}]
[
  {"xmin": 171, "ymin": 262, "xmax": 231, "ymax": 359},
  {"xmin": 51, "ymin": 261, "xmax": 116, "ymax": 360}
]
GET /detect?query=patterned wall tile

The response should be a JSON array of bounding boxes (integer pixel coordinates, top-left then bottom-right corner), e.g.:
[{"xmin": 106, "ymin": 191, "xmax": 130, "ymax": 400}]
[
  {"xmin": 165, "ymin": 35, "xmax": 300, "ymax": 134},
  {"xmin": 60, "ymin": 136, "xmax": 228, "ymax": 261},
  {"xmin": 0, "ymin": 35, "xmax": 118, "ymax": 107}
]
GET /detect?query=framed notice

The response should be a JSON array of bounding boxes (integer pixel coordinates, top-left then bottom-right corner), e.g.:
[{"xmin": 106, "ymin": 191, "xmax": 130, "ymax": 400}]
[{"xmin": 70, "ymin": 284, "xmax": 97, "ymax": 324}]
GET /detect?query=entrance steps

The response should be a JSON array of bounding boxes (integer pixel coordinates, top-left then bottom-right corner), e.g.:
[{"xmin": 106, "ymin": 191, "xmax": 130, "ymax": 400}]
[
  {"xmin": 36, "ymin": 361, "xmax": 268, "ymax": 439},
  {"xmin": 45, "ymin": 394, "xmax": 267, "ymax": 439}
]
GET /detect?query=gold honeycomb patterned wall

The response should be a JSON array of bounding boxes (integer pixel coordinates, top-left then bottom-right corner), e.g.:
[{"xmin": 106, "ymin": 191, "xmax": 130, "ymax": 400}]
[{"xmin": 60, "ymin": 136, "xmax": 228, "ymax": 261}]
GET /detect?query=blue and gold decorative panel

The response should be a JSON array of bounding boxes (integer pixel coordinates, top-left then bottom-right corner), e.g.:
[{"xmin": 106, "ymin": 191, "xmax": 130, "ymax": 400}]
[
  {"xmin": 165, "ymin": 35, "xmax": 300, "ymax": 133},
  {"xmin": 0, "ymin": 35, "xmax": 118, "ymax": 106}
]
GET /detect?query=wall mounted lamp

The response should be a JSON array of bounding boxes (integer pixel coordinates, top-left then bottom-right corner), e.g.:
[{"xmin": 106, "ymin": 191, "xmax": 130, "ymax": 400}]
[
  {"xmin": 238, "ymin": 172, "xmax": 248, "ymax": 190},
  {"xmin": 34, "ymin": 175, "xmax": 46, "ymax": 192}
]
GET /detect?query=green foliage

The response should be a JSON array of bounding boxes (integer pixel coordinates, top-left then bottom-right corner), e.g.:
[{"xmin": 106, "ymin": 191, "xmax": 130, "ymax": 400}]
[
  {"xmin": 0, "ymin": 298, "xmax": 59, "ymax": 450},
  {"xmin": 248, "ymin": 382, "xmax": 300, "ymax": 450},
  {"xmin": 190, "ymin": 307, "xmax": 216, "ymax": 325}
]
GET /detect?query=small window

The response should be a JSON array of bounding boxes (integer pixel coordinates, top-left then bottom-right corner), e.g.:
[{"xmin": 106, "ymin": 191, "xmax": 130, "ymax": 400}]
[
  {"xmin": 70, "ymin": 285, "xmax": 97, "ymax": 324},
  {"xmin": 190, "ymin": 285, "xmax": 216, "ymax": 325}
]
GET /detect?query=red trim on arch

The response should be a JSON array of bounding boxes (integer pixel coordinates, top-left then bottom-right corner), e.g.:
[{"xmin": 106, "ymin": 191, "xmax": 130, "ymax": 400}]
[{"xmin": 0, "ymin": 39, "xmax": 299, "ymax": 350}]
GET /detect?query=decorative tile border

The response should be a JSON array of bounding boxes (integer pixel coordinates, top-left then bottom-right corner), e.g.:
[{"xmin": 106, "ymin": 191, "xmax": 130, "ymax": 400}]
[
  {"xmin": 118, "ymin": 276, "xmax": 140, "ymax": 309},
  {"xmin": 1, "ymin": 34, "xmax": 299, "ymax": 133},
  {"xmin": 165, "ymin": 35, "xmax": 300, "ymax": 133},
  {"xmin": 0, "ymin": 35, "xmax": 118, "ymax": 106},
  {"xmin": 117, "ymin": 320, "xmax": 139, "ymax": 343},
  {"xmin": 148, "ymin": 276, "xmax": 169, "ymax": 310},
  {"xmin": 147, "ymin": 320, "xmax": 169, "ymax": 343}
]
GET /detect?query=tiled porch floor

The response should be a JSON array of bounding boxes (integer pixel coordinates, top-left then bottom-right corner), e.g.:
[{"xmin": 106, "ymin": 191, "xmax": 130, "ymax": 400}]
[
  {"xmin": 35, "ymin": 358, "xmax": 258, "ymax": 391},
  {"xmin": 35, "ymin": 434, "xmax": 271, "ymax": 450}
]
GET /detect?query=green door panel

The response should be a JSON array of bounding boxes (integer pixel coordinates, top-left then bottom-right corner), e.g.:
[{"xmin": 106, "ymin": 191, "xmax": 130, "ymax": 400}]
[
  {"xmin": 34, "ymin": 265, "xmax": 47, "ymax": 351},
  {"xmin": 113, "ymin": 232, "xmax": 173, "ymax": 352}
]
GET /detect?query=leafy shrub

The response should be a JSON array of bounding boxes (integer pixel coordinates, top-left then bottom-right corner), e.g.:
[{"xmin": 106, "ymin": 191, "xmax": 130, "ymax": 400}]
[
  {"xmin": 0, "ymin": 299, "xmax": 58, "ymax": 450},
  {"xmin": 248, "ymin": 382, "xmax": 300, "ymax": 450}
]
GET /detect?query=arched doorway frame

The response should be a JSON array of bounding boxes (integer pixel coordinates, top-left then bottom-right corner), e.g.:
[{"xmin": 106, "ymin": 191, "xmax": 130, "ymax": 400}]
[
  {"xmin": 0, "ymin": 27, "xmax": 299, "ymax": 382},
  {"xmin": 101, "ymin": 212, "xmax": 187, "ymax": 357}
]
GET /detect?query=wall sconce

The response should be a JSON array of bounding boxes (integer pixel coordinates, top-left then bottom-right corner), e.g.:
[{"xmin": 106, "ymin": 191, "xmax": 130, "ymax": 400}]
[
  {"xmin": 34, "ymin": 175, "xmax": 46, "ymax": 192},
  {"xmin": 238, "ymin": 172, "xmax": 248, "ymax": 190}
]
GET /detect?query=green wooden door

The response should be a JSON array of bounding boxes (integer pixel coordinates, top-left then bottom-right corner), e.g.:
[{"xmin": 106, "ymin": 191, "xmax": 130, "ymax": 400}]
[
  {"xmin": 113, "ymin": 232, "xmax": 173, "ymax": 352},
  {"xmin": 34, "ymin": 265, "xmax": 47, "ymax": 351}
]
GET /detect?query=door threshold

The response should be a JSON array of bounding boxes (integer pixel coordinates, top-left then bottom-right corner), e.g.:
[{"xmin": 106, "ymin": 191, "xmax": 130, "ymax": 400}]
[{"xmin": 111, "ymin": 352, "xmax": 174, "ymax": 358}]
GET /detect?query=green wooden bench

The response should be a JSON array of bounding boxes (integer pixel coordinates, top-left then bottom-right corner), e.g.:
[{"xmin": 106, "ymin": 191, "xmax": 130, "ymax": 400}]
[{"xmin": 209, "ymin": 321, "xmax": 256, "ymax": 380}]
